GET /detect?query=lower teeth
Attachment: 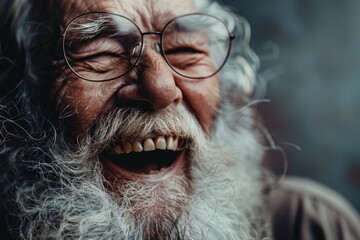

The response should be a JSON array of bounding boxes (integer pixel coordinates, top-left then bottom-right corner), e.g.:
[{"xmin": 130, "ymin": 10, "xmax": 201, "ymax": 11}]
[{"xmin": 148, "ymin": 167, "xmax": 167, "ymax": 174}]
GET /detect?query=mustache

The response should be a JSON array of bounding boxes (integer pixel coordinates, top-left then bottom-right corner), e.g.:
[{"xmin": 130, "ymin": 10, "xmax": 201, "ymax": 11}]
[{"xmin": 79, "ymin": 105, "xmax": 204, "ymax": 155}]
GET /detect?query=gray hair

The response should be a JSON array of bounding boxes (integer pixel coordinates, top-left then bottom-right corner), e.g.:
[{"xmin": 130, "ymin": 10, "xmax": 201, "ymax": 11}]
[{"xmin": 0, "ymin": 0, "xmax": 270, "ymax": 239}]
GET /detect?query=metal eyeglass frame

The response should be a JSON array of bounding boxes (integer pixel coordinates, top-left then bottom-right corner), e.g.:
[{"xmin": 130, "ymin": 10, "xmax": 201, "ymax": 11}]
[{"xmin": 62, "ymin": 12, "xmax": 236, "ymax": 82}]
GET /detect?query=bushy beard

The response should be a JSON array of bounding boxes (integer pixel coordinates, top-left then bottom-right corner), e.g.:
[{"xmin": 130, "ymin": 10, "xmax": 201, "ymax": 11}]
[{"xmin": 13, "ymin": 105, "xmax": 269, "ymax": 240}]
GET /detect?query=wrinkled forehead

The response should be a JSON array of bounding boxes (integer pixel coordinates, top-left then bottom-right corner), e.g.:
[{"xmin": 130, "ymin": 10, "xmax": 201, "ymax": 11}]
[{"xmin": 60, "ymin": 0, "xmax": 196, "ymax": 31}]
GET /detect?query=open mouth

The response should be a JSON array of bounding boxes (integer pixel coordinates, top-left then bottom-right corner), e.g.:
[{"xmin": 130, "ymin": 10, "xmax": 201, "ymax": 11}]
[{"xmin": 101, "ymin": 136, "xmax": 187, "ymax": 179}]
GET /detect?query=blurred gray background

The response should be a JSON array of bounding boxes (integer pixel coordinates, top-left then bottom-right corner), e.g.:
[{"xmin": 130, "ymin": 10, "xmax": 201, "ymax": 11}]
[{"xmin": 222, "ymin": 0, "xmax": 360, "ymax": 211}]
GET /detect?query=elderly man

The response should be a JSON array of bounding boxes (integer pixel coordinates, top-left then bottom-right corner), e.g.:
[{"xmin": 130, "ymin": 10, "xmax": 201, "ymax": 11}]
[{"xmin": 0, "ymin": 0, "xmax": 359, "ymax": 239}]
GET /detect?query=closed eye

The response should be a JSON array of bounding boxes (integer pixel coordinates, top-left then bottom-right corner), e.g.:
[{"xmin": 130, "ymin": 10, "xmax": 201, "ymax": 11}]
[
  {"xmin": 71, "ymin": 51, "xmax": 122, "ymax": 62},
  {"xmin": 165, "ymin": 47, "xmax": 204, "ymax": 55}
]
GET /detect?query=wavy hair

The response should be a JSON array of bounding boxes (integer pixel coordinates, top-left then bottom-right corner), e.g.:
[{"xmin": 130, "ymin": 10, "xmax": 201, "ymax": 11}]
[{"xmin": 0, "ymin": 0, "xmax": 267, "ymax": 239}]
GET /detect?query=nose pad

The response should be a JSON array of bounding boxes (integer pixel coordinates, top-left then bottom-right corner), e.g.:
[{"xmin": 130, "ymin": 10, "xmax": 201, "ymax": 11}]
[
  {"xmin": 153, "ymin": 42, "xmax": 161, "ymax": 54},
  {"xmin": 130, "ymin": 42, "xmax": 162, "ymax": 65},
  {"xmin": 130, "ymin": 43, "xmax": 144, "ymax": 65}
]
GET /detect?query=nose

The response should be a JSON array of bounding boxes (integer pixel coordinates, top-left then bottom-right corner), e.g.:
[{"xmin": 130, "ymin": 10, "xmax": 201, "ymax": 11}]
[{"xmin": 116, "ymin": 47, "xmax": 182, "ymax": 110}]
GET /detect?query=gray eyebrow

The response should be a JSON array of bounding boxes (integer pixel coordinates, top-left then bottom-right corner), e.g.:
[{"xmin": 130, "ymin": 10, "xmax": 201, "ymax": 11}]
[
  {"xmin": 67, "ymin": 18, "xmax": 108, "ymax": 41},
  {"xmin": 66, "ymin": 15, "xmax": 136, "ymax": 42}
]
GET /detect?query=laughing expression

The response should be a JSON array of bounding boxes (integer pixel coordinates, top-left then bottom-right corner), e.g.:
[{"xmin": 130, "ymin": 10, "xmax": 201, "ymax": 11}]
[{"xmin": 53, "ymin": 0, "xmax": 220, "ymax": 182}]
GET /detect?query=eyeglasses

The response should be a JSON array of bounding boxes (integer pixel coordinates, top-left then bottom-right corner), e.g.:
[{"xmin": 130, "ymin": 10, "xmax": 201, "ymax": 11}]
[{"xmin": 62, "ymin": 12, "xmax": 235, "ymax": 82}]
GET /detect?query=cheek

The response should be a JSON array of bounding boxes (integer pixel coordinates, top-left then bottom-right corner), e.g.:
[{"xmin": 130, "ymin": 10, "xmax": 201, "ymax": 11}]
[
  {"xmin": 53, "ymin": 78, "xmax": 116, "ymax": 135},
  {"xmin": 179, "ymin": 77, "xmax": 220, "ymax": 133}
]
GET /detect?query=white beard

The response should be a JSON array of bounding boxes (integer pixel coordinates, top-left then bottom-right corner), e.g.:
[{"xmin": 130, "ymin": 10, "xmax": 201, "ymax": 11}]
[{"xmin": 14, "ymin": 105, "xmax": 269, "ymax": 240}]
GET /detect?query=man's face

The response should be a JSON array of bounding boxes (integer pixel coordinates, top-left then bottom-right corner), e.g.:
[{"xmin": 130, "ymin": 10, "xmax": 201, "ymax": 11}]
[
  {"xmin": 4, "ymin": 1, "xmax": 266, "ymax": 238},
  {"xmin": 53, "ymin": 0, "xmax": 220, "ymax": 180}
]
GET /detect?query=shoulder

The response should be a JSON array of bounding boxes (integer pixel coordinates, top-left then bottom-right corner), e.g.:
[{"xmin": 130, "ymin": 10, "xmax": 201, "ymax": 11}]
[{"xmin": 266, "ymin": 177, "xmax": 360, "ymax": 240}]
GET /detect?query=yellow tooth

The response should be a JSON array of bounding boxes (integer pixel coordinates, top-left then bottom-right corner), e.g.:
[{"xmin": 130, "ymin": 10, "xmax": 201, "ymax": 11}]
[
  {"xmin": 133, "ymin": 142, "xmax": 143, "ymax": 152},
  {"xmin": 124, "ymin": 142, "xmax": 133, "ymax": 153},
  {"xmin": 143, "ymin": 139, "xmax": 155, "ymax": 151},
  {"xmin": 155, "ymin": 136, "xmax": 166, "ymax": 150},
  {"xmin": 166, "ymin": 136, "xmax": 175, "ymax": 150},
  {"xmin": 174, "ymin": 137, "xmax": 179, "ymax": 150},
  {"xmin": 113, "ymin": 144, "xmax": 124, "ymax": 154}
]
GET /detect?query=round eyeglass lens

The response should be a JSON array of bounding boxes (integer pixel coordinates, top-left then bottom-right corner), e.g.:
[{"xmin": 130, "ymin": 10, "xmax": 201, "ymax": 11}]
[
  {"xmin": 63, "ymin": 13, "xmax": 143, "ymax": 81},
  {"xmin": 162, "ymin": 14, "xmax": 231, "ymax": 79}
]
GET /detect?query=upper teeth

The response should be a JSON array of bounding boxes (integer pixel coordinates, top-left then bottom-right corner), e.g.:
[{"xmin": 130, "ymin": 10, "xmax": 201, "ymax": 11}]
[{"xmin": 110, "ymin": 136, "xmax": 180, "ymax": 154}]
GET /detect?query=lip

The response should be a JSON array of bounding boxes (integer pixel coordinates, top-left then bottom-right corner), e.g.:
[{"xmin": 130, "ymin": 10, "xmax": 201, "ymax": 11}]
[{"xmin": 100, "ymin": 150, "xmax": 186, "ymax": 182}]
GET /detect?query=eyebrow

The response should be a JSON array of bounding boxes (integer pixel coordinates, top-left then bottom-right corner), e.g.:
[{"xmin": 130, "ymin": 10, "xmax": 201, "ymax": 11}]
[
  {"xmin": 66, "ymin": 15, "xmax": 140, "ymax": 43},
  {"xmin": 66, "ymin": 18, "xmax": 108, "ymax": 41}
]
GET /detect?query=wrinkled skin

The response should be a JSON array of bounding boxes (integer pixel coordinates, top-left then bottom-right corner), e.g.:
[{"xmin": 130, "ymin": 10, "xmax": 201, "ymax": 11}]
[{"xmin": 53, "ymin": 0, "xmax": 220, "ymax": 138}]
